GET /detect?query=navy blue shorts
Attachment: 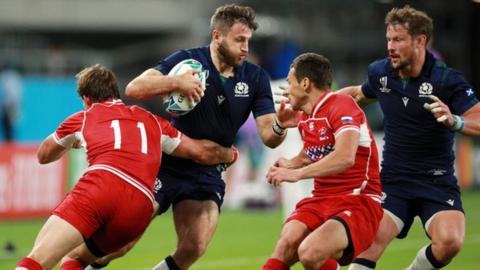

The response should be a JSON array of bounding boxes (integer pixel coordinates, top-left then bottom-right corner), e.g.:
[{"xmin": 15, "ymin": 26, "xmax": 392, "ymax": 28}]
[
  {"xmin": 380, "ymin": 174, "xmax": 463, "ymax": 239},
  {"xmin": 153, "ymin": 169, "xmax": 225, "ymax": 215}
]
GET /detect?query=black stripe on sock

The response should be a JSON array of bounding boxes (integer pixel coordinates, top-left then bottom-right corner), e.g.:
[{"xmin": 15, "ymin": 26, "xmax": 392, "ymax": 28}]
[
  {"xmin": 352, "ymin": 258, "xmax": 377, "ymax": 269},
  {"xmin": 426, "ymin": 244, "xmax": 447, "ymax": 269},
  {"xmin": 165, "ymin": 255, "xmax": 181, "ymax": 270},
  {"xmin": 90, "ymin": 262, "xmax": 109, "ymax": 269}
]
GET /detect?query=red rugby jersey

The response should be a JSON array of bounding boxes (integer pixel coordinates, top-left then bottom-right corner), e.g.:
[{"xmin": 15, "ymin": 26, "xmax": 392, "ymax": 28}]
[
  {"xmin": 53, "ymin": 99, "xmax": 181, "ymax": 202},
  {"xmin": 298, "ymin": 91, "xmax": 381, "ymax": 200}
]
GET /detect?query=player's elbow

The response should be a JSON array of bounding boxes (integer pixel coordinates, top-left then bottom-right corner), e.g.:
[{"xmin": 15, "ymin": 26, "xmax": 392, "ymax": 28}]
[
  {"xmin": 125, "ymin": 79, "xmax": 151, "ymax": 100},
  {"xmin": 263, "ymin": 141, "xmax": 278, "ymax": 149},
  {"xmin": 336, "ymin": 155, "xmax": 355, "ymax": 171},
  {"xmin": 125, "ymin": 81, "xmax": 141, "ymax": 99},
  {"xmin": 37, "ymin": 151, "xmax": 51, "ymax": 164},
  {"xmin": 262, "ymin": 136, "xmax": 282, "ymax": 149}
]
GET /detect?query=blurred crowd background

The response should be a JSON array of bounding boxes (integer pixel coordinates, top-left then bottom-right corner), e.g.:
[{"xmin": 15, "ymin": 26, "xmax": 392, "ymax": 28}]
[{"xmin": 1, "ymin": 0, "xmax": 480, "ymax": 217}]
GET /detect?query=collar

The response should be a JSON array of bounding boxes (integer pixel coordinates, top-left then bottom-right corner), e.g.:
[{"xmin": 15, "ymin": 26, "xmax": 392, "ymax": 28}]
[
  {"xmin": 310, "ymin": 90, "xmax": 333, "ymax": 117},
  {"xmin": 102, "ymin": 99, "xmax": 123, "ymax": 105}
]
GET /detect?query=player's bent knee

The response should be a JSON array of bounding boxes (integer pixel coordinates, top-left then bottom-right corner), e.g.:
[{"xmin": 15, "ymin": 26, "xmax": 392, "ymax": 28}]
[
  {"xmin": 298, "ymin": 243, "xmax": 327, "ymax": 267},
  {"xmin": 178, "ymin": 241, "xmax": 209, "ymax": 259},
  {"xmin": 435, "ymin": 236, "xmax": 463, "ymax": 260},
  {"xmin": 276, "ymin": 236, "xmax": 299, "ymax": 253}
]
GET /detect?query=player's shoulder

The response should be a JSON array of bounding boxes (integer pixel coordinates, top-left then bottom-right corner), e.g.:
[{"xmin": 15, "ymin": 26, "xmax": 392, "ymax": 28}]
[
  {"xmin": 330, "ymin": 92, "xmax": 357, "ymax": 104},
  {"xmin": 367, "ymin": 58, "xmax": 391, "ymax": 77},
  {"xmin": 430, "ymin": 59, "xmax": 466, "ymax": 85},
  {"xmin": 129, "ymin": 105, "xmax": 169, "ymax": 127},
  {"xmin": 324, "ymin": 93, "xmax": 362, "ymax": 116},
  {"xmin": 129, "ymin": 104, "xmax": 158, "ymax": 119},
  {"xmin": 242, "ymin": 60, "xmax": 265, "ymax": 73},
  {"xmin": 240, "ymin": 60, "xmax": 270, "ymax": 83},
  {"xmin": 68, "ymin": 110, "xmax": 85, "ymax": 118},
  {"xmin": 61, "ymin": 110, "xmax": 85, "ymax": 124},
  {"xmin": 177, "ymin": 46, "xmax": 209, "ymax": 61}
]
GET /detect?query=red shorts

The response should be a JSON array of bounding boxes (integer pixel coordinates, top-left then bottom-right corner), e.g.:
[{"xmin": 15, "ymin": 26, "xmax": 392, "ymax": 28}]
[
  {"xmin": 286, "ymin": 194, "xmax": 383, "ymax": 265},
  {"xmin": 53, "ymin": 170, "xmax": 153, "ymax": 256}
]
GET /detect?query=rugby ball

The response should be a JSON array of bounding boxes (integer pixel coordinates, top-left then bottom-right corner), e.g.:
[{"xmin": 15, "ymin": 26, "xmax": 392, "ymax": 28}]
[{"xmin": 163, "ymin": 59, "xmax": 206, "ymax": 117}]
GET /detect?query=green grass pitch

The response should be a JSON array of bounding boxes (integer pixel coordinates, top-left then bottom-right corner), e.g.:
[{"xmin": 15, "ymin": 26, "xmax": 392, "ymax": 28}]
[{"xmin": 1, "ymin": 190, "xmax": 479, "ymax": 269}]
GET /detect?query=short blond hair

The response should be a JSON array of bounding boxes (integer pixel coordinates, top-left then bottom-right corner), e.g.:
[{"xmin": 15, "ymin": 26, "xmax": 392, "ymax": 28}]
[
  {"xmin": 210, "ymin": 4, "xmax": 258, "ymax": 34},
  {"xmin": 385, "ymin": 5, "xmax": 433, "ymax": 43},
  {"xmin": 76, "ymin": 64, "xmax": 119, "ymax": 102}
]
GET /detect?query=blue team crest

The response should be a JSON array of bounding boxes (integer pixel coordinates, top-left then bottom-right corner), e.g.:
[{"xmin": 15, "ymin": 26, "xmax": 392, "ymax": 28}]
[{"xmin": 234, "ymin": 82, "xmax": 249, "ymax": 97}]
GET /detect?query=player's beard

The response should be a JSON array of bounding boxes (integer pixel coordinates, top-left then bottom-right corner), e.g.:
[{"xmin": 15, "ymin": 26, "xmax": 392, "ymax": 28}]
[
  {"xmin": 217, "ymin": 41, "xmax": 244, "ymax": 68},
  {"xmin": 391, "ymin": 45, "xmax": 415, "ymax": 71},
  {"xmin": 391, "ymin": 56, "xmax": 411, "ymax": 71}
]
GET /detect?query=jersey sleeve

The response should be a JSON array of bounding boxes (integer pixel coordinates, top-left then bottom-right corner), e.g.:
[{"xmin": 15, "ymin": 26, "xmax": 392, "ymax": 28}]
[
  {"xmin": 446, "ymin": 70, "xmax": 479, "ymax": 115},
  {"xmin": 361, "ymin": 63, "xmax": 378, "ymax": 99},
  {"xmin": 328, "ymin": 96, "xmax": 363, "ymax": 137},
  {"xmin": 154, "ymin": 50, "xmax": 190, "ymax": 75},
  {"xmin": 53, "ymin": 111, "xmax": 84, "ymax": 148},
  {"xmin": 252, "ymin": 68, "xmax": 275, "ymax": 118},
  {"xmin": 157, "ymin": 116, "xmax": 183, "ymax": 154}
]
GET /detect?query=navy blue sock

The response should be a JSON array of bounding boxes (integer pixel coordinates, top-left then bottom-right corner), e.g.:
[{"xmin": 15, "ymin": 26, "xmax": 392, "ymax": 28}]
[
  {"xmin": 165, "ymin": 255, "xmax": 181, "ymax": 270},
  {"xmin": 90, "ymin": 262, "xmax": 109, "ymax": 269},
  {"xmin": 352, "ymin": 258, "xmax": 376, "ymax": 269},
  {"xmin": 426, "ymin": 244, "xmax": 447, "ymax": 269}
]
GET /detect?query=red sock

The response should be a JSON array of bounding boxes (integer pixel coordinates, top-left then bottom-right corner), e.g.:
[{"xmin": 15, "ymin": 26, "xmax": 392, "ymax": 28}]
[
  {"xmin": 16, "ymin": 257, "xmax": 43, "ymax": 270},
  {"xmin": 60, "ymin": 260, "xmax": 84, "ymax": 270},
  {"xmin": 318, "ymin": 258, "xmax": 339, "ymax": 270},
  {"xmin": 263, "ymin": 258, "xmax": 289, "ymax": 270}
]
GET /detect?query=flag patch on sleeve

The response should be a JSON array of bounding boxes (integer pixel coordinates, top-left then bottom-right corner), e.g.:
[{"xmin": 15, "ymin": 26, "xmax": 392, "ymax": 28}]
[{"xmin": 341, "ymin": 116, "xmax": 353, "ymax": 123}]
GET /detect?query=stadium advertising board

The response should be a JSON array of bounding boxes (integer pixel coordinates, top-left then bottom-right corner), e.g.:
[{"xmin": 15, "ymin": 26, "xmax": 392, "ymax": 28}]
[{"xmin": 0, "ymin": 144, "xmax": 67, "ymax": 219}]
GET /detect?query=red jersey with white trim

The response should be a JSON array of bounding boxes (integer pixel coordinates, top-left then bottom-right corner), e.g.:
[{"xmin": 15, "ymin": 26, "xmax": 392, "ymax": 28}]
[
  {"xmin": 298, "ymin": 91, "xmax": 381, "ymax": 199},
  {"xmin": 53, "ymin": 100, "xmax": 182, "ymax": 198}
]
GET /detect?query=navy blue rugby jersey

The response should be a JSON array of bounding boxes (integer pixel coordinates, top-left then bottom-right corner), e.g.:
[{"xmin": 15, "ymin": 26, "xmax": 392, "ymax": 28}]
[
  {"xmin": 362, "ymin": 51, "xmax": 478, "ymax": 177},
  {"xmin": 154, "ymin": 46, "xmax": 275, "ymax": 176}
]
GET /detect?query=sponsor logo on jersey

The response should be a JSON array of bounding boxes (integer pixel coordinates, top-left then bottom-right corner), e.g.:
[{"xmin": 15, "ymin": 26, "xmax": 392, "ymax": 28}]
[
  {"xmin": 379, "ymin": 76, "xmax": 391, "ymax": 93},
  {"xmin": 418, "ymin": 82, "xmax": 433, "ymax": 97},
  {"xmin": 343, "ymin": 210, "xmax": 352, "ymax": 217},
  {"xmin": 402, "ymin": 97, "xmax": 409, "ymax": 107},
  {"xmin": 319, "ymin": 127, "xmax": 329, "ymax": 141},
  {"xmin": 446, "ymin": 199, "xmax": 455, "ymax": 206},
  {"xmin": 429, "ymin": 169, "xmax": 446, "ymax": 176},
  {"xmin": 217, "ymin": 95, "xmax": 226, "ymax": 105},
  {"xmin": 234, "ymin": 82, "xmax": 249, "ymax": 97}
]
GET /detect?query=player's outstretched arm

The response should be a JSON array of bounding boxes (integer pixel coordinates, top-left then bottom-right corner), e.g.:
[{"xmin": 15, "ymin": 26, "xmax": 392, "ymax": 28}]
[
  {"xmin": 461, "ymin": 104, "xmax": 480, "ymax": 135},
  {"xmin": 424, "ymin": 96, "xmax": 480, "ymax": 136},
  {"xmin": 267, "ymin": 131, "xmax": 359, "ymax": 186},
  {"xmin": 337, "ymin": 85, "xmax": 375, "ymax": 106},
  {"xmin": 299, "ymin": 130, "xmax": 359, "ymax": 179},
  {"xmin": 37, "ymin": 136, "xmax": 69, "ymax": 164},
  {"xmin": 171, "ymin": 136, "xmax": 238, "ymax": 165},
  {"xmin": 274, "ymin": 149, "xmax": 311, "ymax": 169},
  {"xmin": 255, "ymin": 113, "xmax": 289, "ymax": 148},
  {"xmin": 125, "ymin": 68, "xmax": 203, "ymax": 102}
]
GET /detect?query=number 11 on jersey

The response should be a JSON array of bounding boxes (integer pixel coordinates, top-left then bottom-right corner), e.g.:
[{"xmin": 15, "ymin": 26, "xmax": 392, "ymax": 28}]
[{"xmin": 110, "ymin": 120, "xmax": 148, "ymax": 154}]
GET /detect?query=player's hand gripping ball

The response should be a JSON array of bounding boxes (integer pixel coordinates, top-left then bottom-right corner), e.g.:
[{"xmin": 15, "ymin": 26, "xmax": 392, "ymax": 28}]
[{"xmin": 164, "ymin": 59, "xmax": 206, "ymax": 117}]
